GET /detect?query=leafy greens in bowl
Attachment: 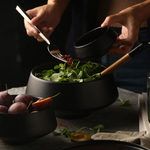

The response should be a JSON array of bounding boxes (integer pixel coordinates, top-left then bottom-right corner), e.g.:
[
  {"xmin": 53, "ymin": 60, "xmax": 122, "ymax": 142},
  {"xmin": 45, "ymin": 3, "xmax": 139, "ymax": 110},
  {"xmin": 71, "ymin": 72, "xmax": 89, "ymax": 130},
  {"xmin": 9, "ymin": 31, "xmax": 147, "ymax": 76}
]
[
  {"xmin": 35, "ymin": 61, "xmax": 103, "ymax": 83},
  {"xmin": 26, "ymin": 61, "xmax": 118, "ymax": 119}
]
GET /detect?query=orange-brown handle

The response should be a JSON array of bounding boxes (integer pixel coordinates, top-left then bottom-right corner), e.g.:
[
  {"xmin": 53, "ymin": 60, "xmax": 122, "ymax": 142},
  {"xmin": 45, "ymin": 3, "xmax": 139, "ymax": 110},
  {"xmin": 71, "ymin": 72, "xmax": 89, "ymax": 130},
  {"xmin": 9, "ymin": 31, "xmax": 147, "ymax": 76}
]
[
  {"xmin": 101, "ymin": 43, "xmax": 146, "ymax": 77},
  {"xmin": 101, "ymin": 54, "xmax": 131, "ymax": 77}
]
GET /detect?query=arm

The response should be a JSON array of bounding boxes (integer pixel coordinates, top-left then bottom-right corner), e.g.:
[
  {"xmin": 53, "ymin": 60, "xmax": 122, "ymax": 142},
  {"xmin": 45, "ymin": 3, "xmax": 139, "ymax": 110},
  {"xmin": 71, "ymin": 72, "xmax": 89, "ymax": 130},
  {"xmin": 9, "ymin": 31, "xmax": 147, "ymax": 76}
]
[
  {"xmin": 47, "ymin": 0, "xmax": 70, "ymax": 15},
  {"xmin": 24, "ymin": 0, "xmax": 70, "ymax": 42},
  {"xmin": 101, "ymin": 0, "xmax": 150, "ymax": 55}
]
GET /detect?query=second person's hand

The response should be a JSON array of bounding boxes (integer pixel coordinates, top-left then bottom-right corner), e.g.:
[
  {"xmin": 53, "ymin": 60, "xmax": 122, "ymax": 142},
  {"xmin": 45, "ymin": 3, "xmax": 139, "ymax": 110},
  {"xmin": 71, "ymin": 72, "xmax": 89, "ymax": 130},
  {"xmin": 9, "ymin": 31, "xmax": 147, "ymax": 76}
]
[{"xmin": 101, "ymin": 6, "xmax": 141, "ymax": 55}]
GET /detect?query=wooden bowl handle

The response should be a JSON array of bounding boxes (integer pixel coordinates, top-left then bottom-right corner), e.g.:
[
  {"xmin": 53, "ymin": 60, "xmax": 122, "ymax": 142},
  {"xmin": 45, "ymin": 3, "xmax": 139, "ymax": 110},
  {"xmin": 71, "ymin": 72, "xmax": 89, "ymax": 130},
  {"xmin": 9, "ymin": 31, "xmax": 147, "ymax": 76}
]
[{"xmin": 101, "ymin": 43, "xmax": 146, "ymax": 77}]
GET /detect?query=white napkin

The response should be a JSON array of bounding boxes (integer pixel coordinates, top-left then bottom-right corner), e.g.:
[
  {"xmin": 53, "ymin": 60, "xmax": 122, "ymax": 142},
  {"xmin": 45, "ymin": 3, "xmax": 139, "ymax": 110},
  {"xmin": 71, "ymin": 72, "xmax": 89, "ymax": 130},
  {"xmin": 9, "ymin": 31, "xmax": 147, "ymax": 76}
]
[{"xmin": 91, "ymin": 131, "xmax": 150, "ymax": 148}]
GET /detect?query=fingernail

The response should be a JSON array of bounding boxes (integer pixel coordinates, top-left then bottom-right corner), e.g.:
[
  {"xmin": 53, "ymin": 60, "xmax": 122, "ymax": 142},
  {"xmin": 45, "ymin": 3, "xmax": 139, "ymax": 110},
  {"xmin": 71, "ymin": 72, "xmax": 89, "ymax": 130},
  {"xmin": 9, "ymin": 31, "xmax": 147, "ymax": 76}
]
[
  {"xmin": 101, "ymin": 23, "xmax": 107, "ymax": 27},
  {"xmin": 101, "ymin": 23, "xmax": 104, "ymax": 27}
]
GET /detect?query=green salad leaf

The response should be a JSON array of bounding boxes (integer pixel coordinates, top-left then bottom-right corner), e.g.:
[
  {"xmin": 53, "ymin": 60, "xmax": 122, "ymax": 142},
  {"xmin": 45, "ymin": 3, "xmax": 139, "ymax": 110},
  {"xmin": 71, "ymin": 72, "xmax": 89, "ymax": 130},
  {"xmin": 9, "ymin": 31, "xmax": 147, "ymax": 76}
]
[
  {"xmin": 35, "ymin": 61, "xmax": 103, "ymax": 83},
  {"xmin": 117, "ymin": 98, "xmax": 131, "ymax": 106},
  {"xmin": 52, "ymin": 123, "xmax": 104, "ymax": 140}
]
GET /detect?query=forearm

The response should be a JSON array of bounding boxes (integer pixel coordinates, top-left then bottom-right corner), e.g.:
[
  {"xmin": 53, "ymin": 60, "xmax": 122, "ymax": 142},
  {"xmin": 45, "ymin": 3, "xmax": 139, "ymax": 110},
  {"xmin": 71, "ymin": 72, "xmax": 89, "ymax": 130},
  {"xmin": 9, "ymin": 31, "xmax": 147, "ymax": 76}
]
[
  {"xmin": 131, "ymin": 0, "xmax": 150, "ymax": 24},
  {"xmin": 47, "ymin": 0, "xmax": 70, "ymax": 14}
]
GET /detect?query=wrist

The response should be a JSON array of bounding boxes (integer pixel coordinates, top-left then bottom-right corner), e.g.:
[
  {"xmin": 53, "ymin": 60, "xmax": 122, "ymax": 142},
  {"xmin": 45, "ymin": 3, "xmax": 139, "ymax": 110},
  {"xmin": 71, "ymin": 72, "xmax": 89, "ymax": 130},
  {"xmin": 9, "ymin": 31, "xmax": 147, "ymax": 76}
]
[
  {"xmin": 47, "ymin": 0, "xmax": 70, "ymax": 14},
  {"xmin": 133, "ymin": 1, "xmax": 150, "ymax": 24}
]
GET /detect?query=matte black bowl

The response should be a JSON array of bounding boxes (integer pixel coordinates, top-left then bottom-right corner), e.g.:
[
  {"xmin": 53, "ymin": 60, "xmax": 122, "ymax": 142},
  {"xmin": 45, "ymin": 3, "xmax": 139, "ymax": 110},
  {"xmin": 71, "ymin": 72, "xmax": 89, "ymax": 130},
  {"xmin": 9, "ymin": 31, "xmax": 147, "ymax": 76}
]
[
  {"xmin": 0, "ymin": 95, "xmax": 57, "ymax": 144},
  {"xmin": 26, "ymin": 61, "xmax": 118, "ymax": 119},
  {"xmin": 74, "ymin": 26, "xmax": 117, "ymax": 59}
]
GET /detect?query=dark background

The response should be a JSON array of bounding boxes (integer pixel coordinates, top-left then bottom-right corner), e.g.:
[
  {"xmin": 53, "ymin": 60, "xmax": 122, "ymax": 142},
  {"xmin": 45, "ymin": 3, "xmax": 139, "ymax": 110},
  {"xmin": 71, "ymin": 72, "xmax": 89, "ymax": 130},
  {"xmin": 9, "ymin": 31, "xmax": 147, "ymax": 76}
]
[{"xmin": 0, "ymin": 0, "xmax": 72, "ymax": 91}]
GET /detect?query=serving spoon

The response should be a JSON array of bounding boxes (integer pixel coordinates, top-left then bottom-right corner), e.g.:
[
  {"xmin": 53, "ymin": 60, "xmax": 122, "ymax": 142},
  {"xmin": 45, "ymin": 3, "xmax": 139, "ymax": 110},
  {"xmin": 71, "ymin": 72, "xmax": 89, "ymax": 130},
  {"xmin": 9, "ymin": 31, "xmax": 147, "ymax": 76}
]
[{"xmin": 16, "ymin": 5, "xmax": 67, "ymax": 63}]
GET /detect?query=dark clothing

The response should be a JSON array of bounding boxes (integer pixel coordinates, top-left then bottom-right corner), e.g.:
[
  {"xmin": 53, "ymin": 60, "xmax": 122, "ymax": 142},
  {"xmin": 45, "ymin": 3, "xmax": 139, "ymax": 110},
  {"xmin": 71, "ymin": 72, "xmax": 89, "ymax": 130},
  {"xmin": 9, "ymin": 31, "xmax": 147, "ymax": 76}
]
[
  {"xmin": 66, "ymin": 0, "xmax": 99, "ymax": 57},
  {"xmin": 66, "ymin": 0, "xmax": 150, "ymax": 93}
]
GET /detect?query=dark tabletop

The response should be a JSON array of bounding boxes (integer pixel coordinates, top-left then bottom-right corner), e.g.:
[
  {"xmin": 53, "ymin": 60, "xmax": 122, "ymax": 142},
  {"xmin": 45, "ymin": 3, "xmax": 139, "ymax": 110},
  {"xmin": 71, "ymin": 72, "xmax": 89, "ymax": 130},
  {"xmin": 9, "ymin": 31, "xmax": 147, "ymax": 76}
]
[{"xmin": 0, "ymin": 87, "xmax": 139, "ymax": 150}]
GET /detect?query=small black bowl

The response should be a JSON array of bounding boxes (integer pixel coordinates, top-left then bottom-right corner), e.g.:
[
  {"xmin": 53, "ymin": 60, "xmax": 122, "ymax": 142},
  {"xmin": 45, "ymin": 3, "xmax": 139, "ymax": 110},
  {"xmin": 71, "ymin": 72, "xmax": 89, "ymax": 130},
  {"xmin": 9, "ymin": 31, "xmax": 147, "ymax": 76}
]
[
  {"xmin": 0, "ymin": 95, "xmax": 57, "ymax": 144},
  {"xmin": 25, "ymin": 61, "xmax": 118, "ymax": 119},
  {"xmin": 74, "ymin": 26, "xmax": 117, "ymax": 59}
]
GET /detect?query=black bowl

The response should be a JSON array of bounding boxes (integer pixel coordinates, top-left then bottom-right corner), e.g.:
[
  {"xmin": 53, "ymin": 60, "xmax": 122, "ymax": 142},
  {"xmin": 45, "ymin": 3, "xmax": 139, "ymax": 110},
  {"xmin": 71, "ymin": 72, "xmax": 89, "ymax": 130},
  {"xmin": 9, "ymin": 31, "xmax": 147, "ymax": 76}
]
[
  {"xmin": 26, "ymin": 61, "xmax": 118, "ymax": 119},
  {"xmin": 74, "ymin": 26, "xmax": 117, "ymax": 59},
  {"xmin": 0, "ymin": 95, "xmax": 57, "ymax": 144}
]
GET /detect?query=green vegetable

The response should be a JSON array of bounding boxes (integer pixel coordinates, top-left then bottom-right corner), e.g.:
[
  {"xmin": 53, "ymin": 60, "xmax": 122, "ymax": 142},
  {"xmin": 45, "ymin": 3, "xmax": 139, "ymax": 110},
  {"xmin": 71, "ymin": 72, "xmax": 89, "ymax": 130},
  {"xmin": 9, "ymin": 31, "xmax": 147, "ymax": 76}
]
[
  {"xmin": 52, "ymin": 126, "xmax": 76, "ymax": 139},
  {"xmin": 117, "ymin": 98, "xmax": 131, "ymax": 106},
  {"xmin": 73, "ymin": 124, "xmax": 104, "ymax": 134},
  {"xmin": 35, "ymin": 61, "xmax": 103, "ymax": 83},
  {"xmin": 52, "ymin": 124, "xmax": 104, "ymax": 140}
]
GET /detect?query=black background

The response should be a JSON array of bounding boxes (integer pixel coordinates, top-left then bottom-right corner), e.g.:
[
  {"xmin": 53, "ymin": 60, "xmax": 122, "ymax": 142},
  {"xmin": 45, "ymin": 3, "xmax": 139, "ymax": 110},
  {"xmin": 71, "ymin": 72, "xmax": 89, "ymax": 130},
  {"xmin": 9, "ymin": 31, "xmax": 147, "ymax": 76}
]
[{"xmin": 0, "ymin": 0, "xmax": 72, "ymax": 90}]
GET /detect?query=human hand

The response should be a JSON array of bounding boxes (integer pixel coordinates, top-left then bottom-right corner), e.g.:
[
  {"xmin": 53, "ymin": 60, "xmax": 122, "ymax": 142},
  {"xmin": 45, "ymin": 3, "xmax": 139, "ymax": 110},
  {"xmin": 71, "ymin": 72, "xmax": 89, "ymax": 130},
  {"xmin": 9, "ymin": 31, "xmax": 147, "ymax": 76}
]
[
  {"xmin": 101, "ymin": 6, "xmax": 141, "ymax": 55},
  {"xmin": 24, "ymin": 3, "xmax": 61, "ymax": 42}
]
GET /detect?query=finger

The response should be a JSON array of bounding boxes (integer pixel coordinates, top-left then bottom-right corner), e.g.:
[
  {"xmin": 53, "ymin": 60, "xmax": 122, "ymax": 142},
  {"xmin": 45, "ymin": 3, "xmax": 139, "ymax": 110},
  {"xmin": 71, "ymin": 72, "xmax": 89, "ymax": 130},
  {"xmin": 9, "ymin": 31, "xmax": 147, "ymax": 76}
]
[
  {"xmin": 108, "ymin": 44, "xmax": 132, "ymax": 55},
  {"xmin": 37, "ymin": 38, "xmax": 44, "ymax": 42},
  {"xmin": 26, "ymin": 9, "xmax": 40, "ymax": 25},
  {"xmin": 101, "ymin": 14, "xmax": 123, "ymax": 27},
  {"xmin": 24, "ymin": 20, "xmax": 39, "ymax": 36},
  {"xmin": 42, "ymin": 27, "xmax": 54, "ymax": 36},
  {"xmin": 108, "ymin": 47, "xmax": 127, "ymax": 55},
  {"xmin": 33, "ymin": 27, "xmax": 54, "ymax": 42},
  {"xmin": 29, "ymin": 9, "xmax": 45, "ymax": 26},
  {"xmin": 113, "ymin": 39, "xmax": 133, "ymax": 48}
]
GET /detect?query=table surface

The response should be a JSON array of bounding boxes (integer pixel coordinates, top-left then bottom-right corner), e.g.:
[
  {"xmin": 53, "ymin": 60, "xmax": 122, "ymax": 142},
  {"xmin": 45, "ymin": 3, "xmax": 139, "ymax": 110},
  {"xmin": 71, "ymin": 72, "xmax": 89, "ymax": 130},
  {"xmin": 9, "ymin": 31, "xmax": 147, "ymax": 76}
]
[{"xmin": 0, "ymin": 87, "xmax": 140, "ymax": 150}]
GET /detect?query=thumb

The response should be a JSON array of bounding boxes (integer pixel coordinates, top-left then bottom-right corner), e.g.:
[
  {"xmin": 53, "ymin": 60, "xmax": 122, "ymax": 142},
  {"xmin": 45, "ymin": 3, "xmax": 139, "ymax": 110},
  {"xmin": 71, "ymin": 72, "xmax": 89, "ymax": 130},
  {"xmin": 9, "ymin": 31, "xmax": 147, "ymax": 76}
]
[
  {"xmin": 101, "ymin": 14, "xmax": 123, "ymax": 27},
  {"xmin": 26, "ymin": 9, "xmax": 44, "ymax": 26},
  {"xmin": 30, "ymin": 15, "xmax": 43, "ymax": 26}
]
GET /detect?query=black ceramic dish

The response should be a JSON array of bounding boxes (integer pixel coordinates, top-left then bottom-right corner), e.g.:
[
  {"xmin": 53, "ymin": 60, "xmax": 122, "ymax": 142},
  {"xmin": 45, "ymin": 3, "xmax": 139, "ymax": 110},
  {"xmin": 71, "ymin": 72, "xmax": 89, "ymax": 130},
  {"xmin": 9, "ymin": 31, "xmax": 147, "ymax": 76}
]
[
  {"xmin": 25, "ymin": 61, "xmax": 118, "ymax": 119},
  {"xmin": 0, "ymin": 95, "xmax": 57, "ymax": 144},
  {"xmin": 74, "ymin": 26, "xmax": 117, "ymax": 60},
  {"xmin": 59, "ymin": 140, "xmax": 149, "ymax": 150}
]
